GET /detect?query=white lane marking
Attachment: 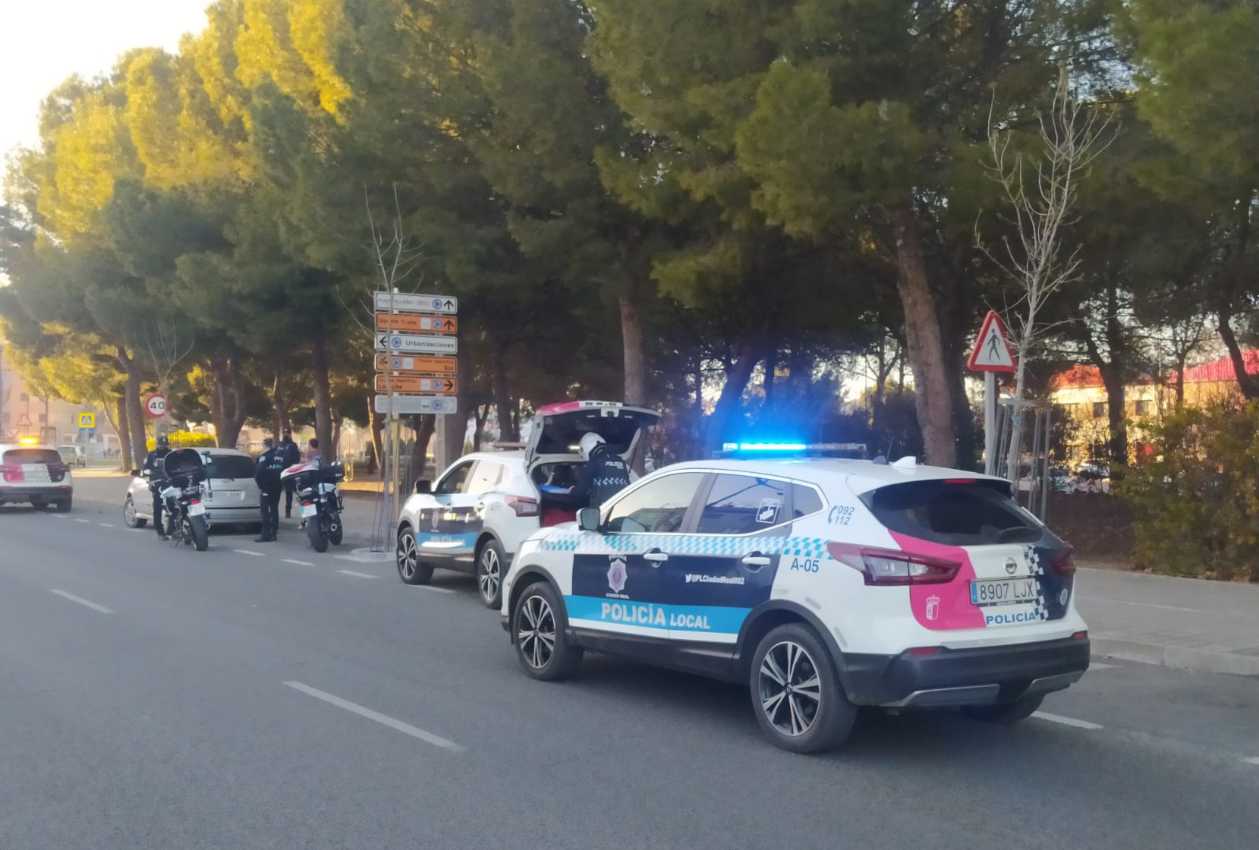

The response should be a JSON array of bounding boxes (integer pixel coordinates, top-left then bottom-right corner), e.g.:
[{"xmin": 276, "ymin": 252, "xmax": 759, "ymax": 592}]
[
  {"xmin": 282, "ymin": 681, "xmax": 463, "ymax": 752},
  {"xmin": 282, "ymin": 558, "xmax": 315, "ymax": 567},
  {"xmin": 337, "ymin": 569, "xmax": 379, "ymax": 579},
  {"xmin": 97, "ymin": 522, "xmax": 115, "ymax": 528},
  {"xmin": 1087, "ymin": 596, "xmax": 1205, "ymax": 614},
  {"xmin": 1244, "ymin": 757, "xmax": 1259, "ymax": 766},
  {"xmin": 1032, "ymin": 711, "xmax": 1103, "ymax": 731},
  {"xmin": 50, "ymin": 514, "xmax": 68, "ymax": 519},
  {"xmin": 49, "ymin": 589, "xmax": 114, "ymax": 615},
  {"xmin": 1088, "ymin": 662, "xmax": 1116, "ymax": 670},
  {"xmin": 420, "ymin": 586, "xmax": 454, "ymax": 594},
  {"xmin": 73, "ymin": 518, "xmax": 91, "ymax": 524},
  {"xmin": 233, "ymin": 549, "xmax": 266, "ymax": 557}
]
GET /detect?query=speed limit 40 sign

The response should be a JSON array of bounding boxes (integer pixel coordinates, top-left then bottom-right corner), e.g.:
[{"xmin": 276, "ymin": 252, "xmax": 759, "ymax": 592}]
[{"xmin": 145, "ymin": 394, "xmax": 168, "ymax": 418}]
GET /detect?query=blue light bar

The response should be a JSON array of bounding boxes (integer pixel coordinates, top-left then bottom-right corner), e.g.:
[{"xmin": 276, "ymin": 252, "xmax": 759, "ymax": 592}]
[{"xmin": 723, "ymin": 441, "xmax": 809, "ymax": 453}]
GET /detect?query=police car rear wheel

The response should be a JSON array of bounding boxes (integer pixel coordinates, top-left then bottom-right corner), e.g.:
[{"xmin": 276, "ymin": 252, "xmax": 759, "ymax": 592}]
[
  {"xmin": 396, "ymin": 527, "xmax": 433, "ymax": 585},
  {"xmin": 512, "ymin": 583, "xmax": 581, "ymax": 681},
  {"xmin": 751, "ymin": 624, "xmax": 855, "ymax": 754},
  {"xmin": 476, "ymin": 540, "xmax": 505, "ymax": 609}
]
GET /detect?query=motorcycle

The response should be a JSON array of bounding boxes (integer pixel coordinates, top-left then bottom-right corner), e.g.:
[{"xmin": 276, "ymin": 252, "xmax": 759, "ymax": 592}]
[
  {"xmin": 281, "ymin": 459, "xmax": 345, "ymax": 553},
  {"xmin": 155, "ymin": 448, "xmax": 209, "ymax": 552}
]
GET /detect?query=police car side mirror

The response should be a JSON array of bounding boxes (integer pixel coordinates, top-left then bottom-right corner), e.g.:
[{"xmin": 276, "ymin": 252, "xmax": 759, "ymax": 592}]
[
  {"xmin": 415, "ymin": 479, "xmax": 432, "ymax": 495},
  {"xmin": 578, "ymin": 507, "xmax": 601, "ymax": 532}
]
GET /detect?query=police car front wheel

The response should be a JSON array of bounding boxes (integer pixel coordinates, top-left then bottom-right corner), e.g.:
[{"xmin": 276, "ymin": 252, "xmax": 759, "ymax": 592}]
[
  {"xmin": 751, "ymin": 624, "xmax": 856, "ymax": 754},
  {"xmin": 512, "ymin": 582, "xmax": 581, "ymax": 681},
  {"xmin": 396, "ymin": 527, "xmax": 434, "ymax": 586}
]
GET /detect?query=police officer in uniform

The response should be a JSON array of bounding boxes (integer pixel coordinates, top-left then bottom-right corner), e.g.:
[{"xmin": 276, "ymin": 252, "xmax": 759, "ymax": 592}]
[
  {"xmin": 279, "ymin": 429, "xmax": 301, "ymax": 518},
  {"xmin": 143, "ymin": 434, "xmax": 172, "ymax": 539},
  {"xmin": 254, "ymin": 437, "xmax": 287, "ymax": 542},
  {"xmin": 571, "ymin": 433, "xmax": 632, "ymax": 508}
]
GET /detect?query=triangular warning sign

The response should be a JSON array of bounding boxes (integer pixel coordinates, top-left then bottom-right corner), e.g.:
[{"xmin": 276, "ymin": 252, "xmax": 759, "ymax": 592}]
[{"xmin": 967, "ymin": 310, "xmax": 1016, "ymax": 373}]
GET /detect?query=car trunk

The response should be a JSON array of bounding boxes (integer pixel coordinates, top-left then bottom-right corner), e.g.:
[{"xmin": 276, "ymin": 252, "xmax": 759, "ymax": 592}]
[
  {"xmin": 858, "ymin": 478, "xmax": 1075, "ymax": 631},
  {"xmin": 200, "ymin": 452, "xmax": 255, "ymax": 509},
  {"xmin": 526, "ymin": 401, "xmax": 659, "ymax": 524},
  {"xmin": 1, "ymin": 448, "xmax": 68, "ymax": 485}
]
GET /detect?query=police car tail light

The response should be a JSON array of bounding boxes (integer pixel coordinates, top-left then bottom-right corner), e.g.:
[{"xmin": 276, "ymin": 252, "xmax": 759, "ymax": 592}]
[
  {"xmin": 0, "ymin": 464, "xmax": 23, "ymax": 483},
  {"xmin": 506, "ymin": 495, "xmax": 539, "ymax": 517},
  {"xmin": 828, "ymin": 543, "xmax": 960, "ymax": 586},
  {"xmin": 1049, "ymin": 549, "xmax": 1076, "ymax": 576}
]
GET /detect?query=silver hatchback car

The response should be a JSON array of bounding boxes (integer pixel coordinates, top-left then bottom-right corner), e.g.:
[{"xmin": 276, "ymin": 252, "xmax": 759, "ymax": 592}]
[{"xmin": 123, "ymin": 447, "xmax": 262, "ymax": 532}]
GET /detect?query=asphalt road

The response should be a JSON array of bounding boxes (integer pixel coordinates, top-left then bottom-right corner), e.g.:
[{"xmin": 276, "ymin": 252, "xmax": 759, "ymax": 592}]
[{"xmin": 1, "ymin": 478, "xmax": 1257, "ymax": 850}]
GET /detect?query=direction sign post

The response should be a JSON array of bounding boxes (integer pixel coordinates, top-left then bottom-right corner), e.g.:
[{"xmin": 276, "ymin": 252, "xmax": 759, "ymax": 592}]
[
  {"xmin": 373, "ymin": 374, "xmax": 457, "ymax": 395},
  {"xmin": 374, "ymin": 332, "xmax": 458, "ymax": 356},
  {"xmin": 967, "ymin": 311, "xmax": 1016, "ymax": 476}
]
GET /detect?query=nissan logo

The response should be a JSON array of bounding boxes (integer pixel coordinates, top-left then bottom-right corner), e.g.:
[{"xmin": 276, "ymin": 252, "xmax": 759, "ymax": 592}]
[{"xmin": 1005, "ymin": 558, "xmax": 1018, "ymax": 576}]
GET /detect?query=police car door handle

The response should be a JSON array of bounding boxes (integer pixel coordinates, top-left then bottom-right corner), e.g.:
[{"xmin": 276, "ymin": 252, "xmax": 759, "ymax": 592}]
[
  {"xmin": 741, "ymin": 553, "xmax": 771, "ymax": 568},
  {"xmin": 643, "ymin": 549, "xmax": 669, "ymax": 565}
]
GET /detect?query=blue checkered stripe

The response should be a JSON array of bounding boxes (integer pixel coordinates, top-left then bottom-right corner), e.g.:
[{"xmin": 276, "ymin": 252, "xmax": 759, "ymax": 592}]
[{"xmin": 541, "ymin": 532, "xmax": 827, "ymax": 559}]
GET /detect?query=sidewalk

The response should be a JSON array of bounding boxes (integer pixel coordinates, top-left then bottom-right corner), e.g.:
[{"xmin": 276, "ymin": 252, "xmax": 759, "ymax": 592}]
[{"xmin": 1077, "ymin": 565, "xmax": 1259, "ymax": 676}]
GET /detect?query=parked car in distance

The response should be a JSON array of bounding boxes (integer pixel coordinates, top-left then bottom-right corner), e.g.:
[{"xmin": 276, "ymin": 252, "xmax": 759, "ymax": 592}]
[
  {"xmin": 123, "ymin": 447, "xmax": 261, "ymax": 532},
  {"xmin": 395, "ymin": 400, "xmax": 659, "ymax": 609},
  {"xmin": 0, "ymin": 443, "xmax": 73, "ymax": 511},
  {"xmin": 58, "ymin": 445, "xmax": 87, "ymax": 467}
]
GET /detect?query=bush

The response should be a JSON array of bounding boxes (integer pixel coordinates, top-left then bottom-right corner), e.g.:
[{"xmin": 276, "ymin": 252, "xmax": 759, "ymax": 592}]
[
  {"xmin": 1119, "ymin": 400, "xmax": 1259, "ymax": 582},
  {"xmin": 146, "ymin": 430, "xmax": 217, "ymax": 451}
]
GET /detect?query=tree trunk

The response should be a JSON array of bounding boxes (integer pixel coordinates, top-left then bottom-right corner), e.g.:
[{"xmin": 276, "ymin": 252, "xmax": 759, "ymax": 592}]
[
  {"xmin": 891, "ymin": 205, "xmax": 957, "ymax": 467},
  {"xmin": 492, "ymin": 342, "xmax": 518, "ymax": 441},
  {"xmin": 409, "ymin": 415, "xmax": 436, "ymax": 481},
  {"xmin": 114, "ymin": 394, "xmax": 133, "ymax": 472},
  {"xmin": 762, "ymin": 347, "xmax": 778, "ymax": 413},
  {"xmin": 210, "ymin": 355, "xmax": 246, "ymax": 449},
  {"xmin": 368, "ymin": 395, "xmax": 384, "ymax": 478},
  {"xmin": 620, "ymin": 294, "xmax": 647, "ymax": 405},
  {"xmin": 473, "ymin": 404, "xmax": 490, "ymax": 451},
  {"xmin": 1100, "ymin": 366, "xmax": 1127, "ymax": 466},
  {"xmin": 1217, "ymin": 305, "xmax": 1259, "ymax": 399},
  {"xmin": 272, "ymin": 374, "xmax": 289, "ymax": 438},
  {"xmin": 118, "ymin": 350, "xmax": 148, "ymax": 465},
  {"xmin": 310, "ymin": 333, "xmax": 333, "ymax": 458},
  {"xmin": 331, "ymin": 417, "xmax": 342, "ymax": 458},
  {"xmin": 705, "ymin": 344, "xmax": 763, "ymax": 455}
]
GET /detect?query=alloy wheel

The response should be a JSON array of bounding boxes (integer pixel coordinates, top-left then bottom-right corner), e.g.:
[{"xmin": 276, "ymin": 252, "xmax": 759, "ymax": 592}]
[
  {"xmin": 397, "ymin": 532, "xmax": 418, "ymax": 580},
  {"xmin": 478, "ymin": 547, "xmax": 501, "ymax": 603},
  {"xmin": 517, "ymin": 594, "xmax": 556, "ymax": 670},
  {"xmin": 123, "ymin": 498, "xmax": 136, "ymax": 526},
  {"xmin": 758, "ymin": 640, "xmax": 823, "ymax": 737}
]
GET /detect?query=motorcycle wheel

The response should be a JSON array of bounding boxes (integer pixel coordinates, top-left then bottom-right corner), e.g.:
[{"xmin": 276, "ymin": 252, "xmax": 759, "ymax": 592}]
[
  {"xmin": 190, "ymin": 515, "xmax": 209, "ymax": 552},
  {"xmin": 307, "ymin": 514, "xmax": 329, "ymax": 553},
  {"xmin": 328, "ymin": 511, "xmax": 343, "ymax": 546}
]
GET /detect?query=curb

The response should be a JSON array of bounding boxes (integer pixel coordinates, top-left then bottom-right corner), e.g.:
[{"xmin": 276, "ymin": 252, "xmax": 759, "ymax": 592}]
[{"xmin": 1092, "ymin": 637, "xmax": 1259, "ymax": 677}]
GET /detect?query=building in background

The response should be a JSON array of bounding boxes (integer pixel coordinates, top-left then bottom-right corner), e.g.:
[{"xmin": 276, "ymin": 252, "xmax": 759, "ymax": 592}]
[
  {"xmin": 0, "ymin": 342, "xmax": 119, "ymax": 455},
  {"xmin": 1049, "ymin": 351, "xmax": 1258, "ymax": 466}
]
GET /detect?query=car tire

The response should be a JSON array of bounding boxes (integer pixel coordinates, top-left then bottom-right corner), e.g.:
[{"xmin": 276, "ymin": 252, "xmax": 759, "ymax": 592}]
[
  {"xmin": 476, "ymin": 538, "xmax": 506, "ymax": 609},
  {"xmin": 31, "ymin": 498, "xmax": 46, "ymax": 510},
  {"xmin": 750, "ymin": 623, "xmax": 856, "ymax": 754},
  {"xmin": 396, "ymin": 526, "xmax": 433, "ymax": 585},
  {"xmin": 962, "ymin": 694, "xmax": 1044, "ymax": 725},
  {"xmin": 123, "ymin": 496, "xmax": 147, "ymax": 528},
  {"xmin": 55, "ymin": 496, "xmax": 71, "ymax": 513},
  {"xmin": 511, "ymin": 581, "xmax": 581, "ymax": 681}
]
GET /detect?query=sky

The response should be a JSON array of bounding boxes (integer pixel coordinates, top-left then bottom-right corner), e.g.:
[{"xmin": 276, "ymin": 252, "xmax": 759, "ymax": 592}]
[{"xmin": 1, "ymin": 0, "xmax": 210, "ymax": 160}]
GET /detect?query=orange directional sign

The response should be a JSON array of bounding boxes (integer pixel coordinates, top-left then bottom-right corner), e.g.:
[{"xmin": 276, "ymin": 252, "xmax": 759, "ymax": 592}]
[
  {"xmin": 374, "ymin": 374, "xmax": 458, "ymax": 395},
  {"xmin": 375, "ymin": 312, "xmax": 458, "ymax": 334},
  {"xmin": 373, "ymin": 354, "xmax": 457, "ymax": 375}
]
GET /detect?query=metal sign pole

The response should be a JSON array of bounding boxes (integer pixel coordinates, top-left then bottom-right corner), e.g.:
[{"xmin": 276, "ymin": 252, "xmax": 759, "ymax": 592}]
[{"xmin": 984, "ymin": 371, "xmax": 998, "ymax": 476}]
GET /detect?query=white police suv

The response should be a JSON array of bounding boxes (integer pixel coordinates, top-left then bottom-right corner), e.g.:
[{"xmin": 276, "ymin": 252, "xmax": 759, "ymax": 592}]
[{"xmin": 500, "ymin": 447, "xmax": 1090, "ymax": 753}]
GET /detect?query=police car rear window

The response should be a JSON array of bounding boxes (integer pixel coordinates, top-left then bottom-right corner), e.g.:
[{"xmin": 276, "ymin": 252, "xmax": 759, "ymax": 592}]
[
  {"xmin": 791, "ymin": 485, "xmax": 823, "ymax": 519},
  {"xmin": 3, "ymin": 449, "xmax": 61, "ymax": 465},
  {"xmin": 204, "ymin": 455, "xmax": 256, "ymax": 480},
  {"xmin": 861, "ymin": 479, "xmax": 1040, "ymax": 546},
  {"xmin": 697, "ymin": 475, "xmax": 789, "ymax": 535}
]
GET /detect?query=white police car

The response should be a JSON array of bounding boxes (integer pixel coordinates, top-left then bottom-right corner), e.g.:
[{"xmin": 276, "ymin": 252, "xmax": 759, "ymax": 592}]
[{"xmin": 499, "ymin": 446, "xmax": 1089, "ymax": 753}]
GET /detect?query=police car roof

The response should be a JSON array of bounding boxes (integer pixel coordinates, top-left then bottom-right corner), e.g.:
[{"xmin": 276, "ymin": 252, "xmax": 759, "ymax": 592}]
[{"xmin": 665, "ymin": 457, "xmax": 1003, "ymax": 493}]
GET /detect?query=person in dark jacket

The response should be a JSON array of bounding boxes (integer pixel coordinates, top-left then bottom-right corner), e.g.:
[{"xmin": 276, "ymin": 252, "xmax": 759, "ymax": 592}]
[
  {"xmin": 254, "ymin": 437, "xmax": 287, "ymax": 542},
  {"xmin": 279, "ymin": 429, "xmax": 301, "ymax": 518},
  {"xmin": 571, "ymin": 433, "xmax": 631, "ymax": 509},
  {"xmin": 143, "ymin": 434, "xmax": 172, "ymax": 539}
]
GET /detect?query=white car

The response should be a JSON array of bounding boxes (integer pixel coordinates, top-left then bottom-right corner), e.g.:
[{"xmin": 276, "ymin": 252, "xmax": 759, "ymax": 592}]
[
  {"xmin": 0, "ymin": 443, "xmax": 73, "ymax": 511},
  {"xmin": 498, "ymin": 450, "xmax": 1090, "ymax": 753},
  {"xmin": 123, "ymin": 447, "xmax": 261, "ymax": 531},
  {"xmin": 395, "ymin": 400, "xmax": 659, "ymax": 608}
]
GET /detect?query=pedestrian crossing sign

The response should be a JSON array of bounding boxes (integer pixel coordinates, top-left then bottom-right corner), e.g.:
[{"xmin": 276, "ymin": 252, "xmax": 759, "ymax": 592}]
[{"xmin": 967, "ymin": 310, "xmax": 1016, "ymax": 373}]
